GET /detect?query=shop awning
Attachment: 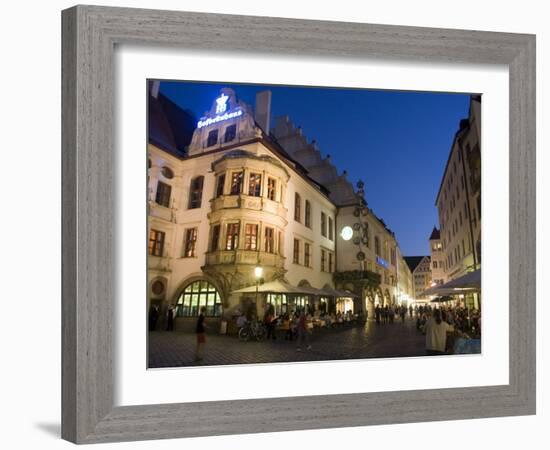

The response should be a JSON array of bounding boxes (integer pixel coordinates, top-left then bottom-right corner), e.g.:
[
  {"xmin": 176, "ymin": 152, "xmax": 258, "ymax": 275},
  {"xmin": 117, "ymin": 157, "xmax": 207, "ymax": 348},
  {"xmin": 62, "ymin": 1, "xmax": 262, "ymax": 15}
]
[
  {"xmin": 421, "ymin": 269, "xmax": 481, "ymax": 297},
  {"xmin": 231, "ymin": 280, "xmax": 358, "ymax": 298},
  {"xmin": 318, "ymin": 287, "xmax": 359, "ymax": 299},
  {"xmin": 231, "ymin": 280, "xmax": 315, "ymax": 295}
]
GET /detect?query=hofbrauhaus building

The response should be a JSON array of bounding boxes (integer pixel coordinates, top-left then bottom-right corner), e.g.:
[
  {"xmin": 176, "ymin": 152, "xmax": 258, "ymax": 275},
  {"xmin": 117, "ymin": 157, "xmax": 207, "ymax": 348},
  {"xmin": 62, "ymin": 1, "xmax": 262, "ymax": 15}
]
[{"xmin": 147, "ymin": 84, "xmax": 412, "ymax": 330}]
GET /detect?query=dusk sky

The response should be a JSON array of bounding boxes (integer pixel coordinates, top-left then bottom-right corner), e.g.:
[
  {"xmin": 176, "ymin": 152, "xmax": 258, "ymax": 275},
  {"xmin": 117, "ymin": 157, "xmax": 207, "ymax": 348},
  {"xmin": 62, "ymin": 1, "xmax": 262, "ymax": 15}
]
[{"xmin": 159, "ymin": 80, "xmax": 471, "ymax": 256}]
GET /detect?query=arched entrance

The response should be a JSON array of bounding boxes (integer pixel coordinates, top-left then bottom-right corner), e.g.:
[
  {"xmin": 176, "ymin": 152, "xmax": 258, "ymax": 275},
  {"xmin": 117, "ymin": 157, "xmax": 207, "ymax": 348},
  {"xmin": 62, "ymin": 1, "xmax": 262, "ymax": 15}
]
[{"xmin": 175, "ymin": 279, "xmax": 223, "ymax": 318}]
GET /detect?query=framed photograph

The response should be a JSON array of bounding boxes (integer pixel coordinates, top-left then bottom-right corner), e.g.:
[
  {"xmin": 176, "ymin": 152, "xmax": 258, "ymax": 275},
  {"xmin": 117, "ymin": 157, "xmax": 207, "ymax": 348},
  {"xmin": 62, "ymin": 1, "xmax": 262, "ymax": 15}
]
[{"xmin": 62, "ymin": 5, "xmax": 535, "ymax": 444}]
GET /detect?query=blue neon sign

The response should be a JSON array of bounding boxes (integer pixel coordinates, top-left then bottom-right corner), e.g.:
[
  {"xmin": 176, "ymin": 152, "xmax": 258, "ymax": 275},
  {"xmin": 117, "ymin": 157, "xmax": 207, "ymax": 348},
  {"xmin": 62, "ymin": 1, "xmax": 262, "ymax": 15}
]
[{"xmin": 376, "ymin": 256, "xmax": 389, "ymax": 269}]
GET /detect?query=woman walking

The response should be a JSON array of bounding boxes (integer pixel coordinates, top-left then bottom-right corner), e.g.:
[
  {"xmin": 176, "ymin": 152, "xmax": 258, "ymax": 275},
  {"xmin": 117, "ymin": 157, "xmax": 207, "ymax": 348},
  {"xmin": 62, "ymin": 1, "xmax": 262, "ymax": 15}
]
[{"xmin": 195, "ymin": 306, "xmax": 207, "ymax": 362}]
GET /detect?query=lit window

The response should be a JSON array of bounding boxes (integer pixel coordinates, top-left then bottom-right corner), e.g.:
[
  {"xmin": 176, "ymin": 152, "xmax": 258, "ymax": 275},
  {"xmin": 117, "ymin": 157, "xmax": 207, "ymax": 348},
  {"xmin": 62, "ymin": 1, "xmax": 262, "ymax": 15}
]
[
  {"xmin": 248, "ymin": 173, "xmax": 262, "ymax": 197},
  {"xmin": 148, "ymin": 229, "xmax": 165, "ymax": 257},
  {"xmin": 244, "ymin": 224, "xmax": 258, "ymax": 250},
  {"xmin": 184, "ymin": 228, "xmax": 198, "ymax": 257},
  {"xmin": 225, "ymin": 223, "xmax": 239, "ymax": 250},
  {"xmin": 176, "ymin": 281, "xmax": 222, "ymax": 317},
  {"xmin": 267, "ymin": 178, "xmax": 276, "ymax": 201},
  {"xmin": 230, "ymin": 172, "xmax": 243, "ymax": 195}
]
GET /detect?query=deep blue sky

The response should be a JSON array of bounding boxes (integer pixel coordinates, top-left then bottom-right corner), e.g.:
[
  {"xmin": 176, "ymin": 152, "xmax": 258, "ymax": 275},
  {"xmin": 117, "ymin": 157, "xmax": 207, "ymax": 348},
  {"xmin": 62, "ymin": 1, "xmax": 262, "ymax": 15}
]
[{"xmin": 159, "ymin": 80, "xmax": 471, "ymax": 256}]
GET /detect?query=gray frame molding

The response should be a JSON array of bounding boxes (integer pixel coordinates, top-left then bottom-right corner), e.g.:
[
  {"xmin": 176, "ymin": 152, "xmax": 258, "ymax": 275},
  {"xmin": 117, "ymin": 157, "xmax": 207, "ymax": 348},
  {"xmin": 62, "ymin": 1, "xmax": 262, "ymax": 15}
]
[{"xmin": 61, "ymin": 5, "xmax": 536, "ymax": 444}]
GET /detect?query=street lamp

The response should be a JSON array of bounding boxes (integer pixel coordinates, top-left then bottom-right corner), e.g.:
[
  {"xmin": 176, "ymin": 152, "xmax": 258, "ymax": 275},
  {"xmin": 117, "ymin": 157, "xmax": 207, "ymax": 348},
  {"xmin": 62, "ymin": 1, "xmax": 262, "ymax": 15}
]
[{"xmin": 254, "ymin": 266, "xmax": 263, "ymax": 309}]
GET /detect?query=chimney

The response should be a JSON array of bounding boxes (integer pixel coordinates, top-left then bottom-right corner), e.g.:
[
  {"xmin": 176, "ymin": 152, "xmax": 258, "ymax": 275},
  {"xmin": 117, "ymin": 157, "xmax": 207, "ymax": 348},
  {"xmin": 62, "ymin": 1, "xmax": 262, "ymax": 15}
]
[{"xmin": 255, "ymin": 90, "xmax": 272, "ymax": 135}]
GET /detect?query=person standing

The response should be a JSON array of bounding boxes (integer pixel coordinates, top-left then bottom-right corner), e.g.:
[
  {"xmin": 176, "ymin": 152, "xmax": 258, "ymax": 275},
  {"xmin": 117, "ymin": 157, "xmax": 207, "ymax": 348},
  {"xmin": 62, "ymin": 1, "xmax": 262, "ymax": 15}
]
[
  {"xmin": 148, "ymin": 304, "xmax": 159, "ymax": 331},
  {"xmin": 296, "ymin": 309, "xmax": 311, "ymax": 351},
  {"xmin": 195, "ymin": 306, "xmax": 207, "ymax": 362},
  {"xmin": 424, "ymin": 309, "xmax": 454, "ymax": 355},
  {"xmin": 166, "ymin": 305, "xmax": 175, "ymax": 331}
]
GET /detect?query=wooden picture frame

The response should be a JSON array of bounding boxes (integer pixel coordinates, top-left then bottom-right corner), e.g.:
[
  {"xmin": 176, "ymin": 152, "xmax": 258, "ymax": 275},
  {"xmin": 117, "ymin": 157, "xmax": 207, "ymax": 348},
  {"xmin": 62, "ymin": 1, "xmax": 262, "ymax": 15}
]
[{"xmin": 61, "ymin": 5, "xmax": 536, "ymax": 444}]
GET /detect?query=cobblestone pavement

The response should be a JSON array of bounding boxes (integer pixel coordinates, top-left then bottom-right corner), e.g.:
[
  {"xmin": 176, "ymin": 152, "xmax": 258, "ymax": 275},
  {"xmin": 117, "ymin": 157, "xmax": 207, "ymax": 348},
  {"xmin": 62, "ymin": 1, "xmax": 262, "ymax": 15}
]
[{"xmin": 149, "ymin": 317, "xmax": 430, "ymax": 368}]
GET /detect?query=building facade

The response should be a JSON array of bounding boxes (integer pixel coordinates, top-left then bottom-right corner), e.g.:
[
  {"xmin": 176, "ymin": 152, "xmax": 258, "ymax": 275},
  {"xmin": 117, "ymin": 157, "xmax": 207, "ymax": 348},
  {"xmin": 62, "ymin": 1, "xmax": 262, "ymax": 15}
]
[
  {"xmin": 404, "ymin": 256, "xmax": 432, "ymax": 303},
  {"xmin": 429, "ymin": 227, "xmax": 446, "ymax": 285},
  {"xmin": 148, "ymin": 85, "xmax": 407, "ymax": 328},
  {"xmin": 435, "ymin": 96, "xmax": 481, "ymax": 281},
  {"xmin": 434, "ymin": 95, "xmax": 481, "ymax": 308}
]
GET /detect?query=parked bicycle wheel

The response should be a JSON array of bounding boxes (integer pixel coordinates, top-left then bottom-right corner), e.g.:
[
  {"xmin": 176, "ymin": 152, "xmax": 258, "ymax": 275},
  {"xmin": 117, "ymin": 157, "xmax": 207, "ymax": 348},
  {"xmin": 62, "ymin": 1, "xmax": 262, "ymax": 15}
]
[
  {"xmin": 255, "ymin": 324, "xmax": 266, "ymax": 341},
  {"xmin": 238, "ymin": 326, "xmax": 250, "ymax": 342}
]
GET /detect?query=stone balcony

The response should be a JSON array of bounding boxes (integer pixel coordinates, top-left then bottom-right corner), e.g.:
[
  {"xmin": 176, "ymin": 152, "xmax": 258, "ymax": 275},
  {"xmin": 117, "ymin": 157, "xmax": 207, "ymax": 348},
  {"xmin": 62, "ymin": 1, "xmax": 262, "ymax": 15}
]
[
  {"xmin": 210, "ymin": 194, "xmax": 287, "ymax": 218},
  {"xmin": 205, "ymin": 249, "xmax": 285, "ymax": 268}
]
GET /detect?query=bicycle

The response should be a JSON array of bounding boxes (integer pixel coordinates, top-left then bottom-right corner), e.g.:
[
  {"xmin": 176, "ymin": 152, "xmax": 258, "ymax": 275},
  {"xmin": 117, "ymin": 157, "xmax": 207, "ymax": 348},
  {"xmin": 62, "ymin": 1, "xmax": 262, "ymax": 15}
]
[{"xmin": 238, "ymin": 320, "xmax": 267, "ymax": 342}]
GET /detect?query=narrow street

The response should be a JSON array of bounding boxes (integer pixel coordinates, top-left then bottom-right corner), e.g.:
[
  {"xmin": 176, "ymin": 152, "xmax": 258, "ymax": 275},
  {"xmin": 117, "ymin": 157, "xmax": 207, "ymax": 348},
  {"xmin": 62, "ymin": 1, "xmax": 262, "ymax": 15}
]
[{"xmin": 149, "ymin": 316, "xmax": 428, "ymax": 368}]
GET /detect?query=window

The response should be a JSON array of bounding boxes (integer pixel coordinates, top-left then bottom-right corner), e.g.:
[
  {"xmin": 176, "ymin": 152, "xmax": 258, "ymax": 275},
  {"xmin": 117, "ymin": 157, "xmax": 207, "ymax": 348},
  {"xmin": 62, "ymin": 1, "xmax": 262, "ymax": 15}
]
[
  {"xmin": 248, "ymin": 173, "xmax": 262, "ymax": 197},
  {"xmin": 224, "ymin": 124, "xmax": 236, "ymax": 142},
  {"xmin": 225, "ymin": 223, "xmax": 239, "ymax": 250},
  {"xmin": 155, "ymin": 181, "xmax": 171, "ymax": 207},
  {"xmin": 230, "ymin": 171, "xmax": 243, "ymax": 195},
  {"xmin": 278, "ymin": 231, "xmax": 283, "ymax": 255},
  {"xmin": 244, "ymin": 224, "xmax": 258, "ymax": 250},
  {"xmin": 462, "ymin": 239, "xmax": 465, "ymax": 257},
  {"xmin": 328, "ymin": 252, "xmax": 334, "ymax": 273},
  {"xmin": 321, "ymin": 249, "xmax": 326, "ymax": 272},
  {"xmin": 293, "ymin": 239, "xmax": 300, "ymax": 264},
  {"xmin": 265, "ymin": 227, "xmax": 275, "ymax": 253},
  {"xmin": 304, "ymin": 243, "xmax": 311, "ymax": 267},
  {"xmin": 305, "ymin": 200, "xmax": 311, "ymax": 228},
  {"xmin": 328, "ymin": 217, "xmax": 334, "ymax": 240},
  {"xmin": 216, "ymin": 174, "xmax": 225, "ymax": 197},
  {"xmin": 188, "ymin": 176, "xmax": 204, "ymax": 209},
  {"xmin": 267, "ymin": 178, "xmax": 276, "ymax": 201},
  {"xmin": 321, "ymin": 212, "xmax": 327, "ymax": 237},
  {"xmin": 390, "ymin": 247, "xmax": 396, "ymax": 266},
  {"xmin": 206, "ymin": 129, "xmax": 218, "ymax": 147},
  {"xmin": 211, "ymin": 225, "xmax": 220, "ymax": 252},
  {"xmin": 294, "ymin": 193, "xmax": 301, "ymax": 222},
  {"xmin": 433, "ymin": 261, "xmax": 438, "ymax": 269},
  {"xmin": 176, "ymin": 281, "xmax": 222, "ymax": 317},
  {"xmin": 161, "ymin": 166, "xmax": 174, "ymax": 179},
  {"xmin": 148, "ymin": 229, "xmax": 165, "ymax": 257},
  {"xmin": 374, "ymin": 236, "xmax": 381, "ymax": 256},
  {"xmin": 184, "ymin": 228, "xmax": 198, "ymax": 257},
  {"xmin": 459, "ymin": 211, "xmax": 463, "ymax": 226}
]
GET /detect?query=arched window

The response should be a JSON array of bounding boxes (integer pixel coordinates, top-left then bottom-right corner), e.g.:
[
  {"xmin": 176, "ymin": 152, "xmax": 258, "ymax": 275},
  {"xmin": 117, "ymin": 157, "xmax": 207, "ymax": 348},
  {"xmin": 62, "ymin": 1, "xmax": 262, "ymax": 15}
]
[
  {"xmin": 188, "ymin": 176, "xmax": 204, "ymax": 209},
  {"xmin": 176, "ymin": 280, "xmax": 222, "ymax": 317}
]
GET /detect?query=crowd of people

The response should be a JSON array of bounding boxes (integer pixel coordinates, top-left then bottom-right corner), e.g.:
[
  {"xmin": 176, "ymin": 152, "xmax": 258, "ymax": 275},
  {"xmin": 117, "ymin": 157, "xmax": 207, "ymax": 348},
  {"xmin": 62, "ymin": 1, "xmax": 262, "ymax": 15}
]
[
  {"xmin": 414, "ymin": 304, "xmax": 481, "ymax": 355},
  {"xmin": 189, "ymin": 301, "xmax": 481, "ymax": 361},
  {"xmin": 235, "ymin": 306, "xmax": 367, "ymax": 351}
]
